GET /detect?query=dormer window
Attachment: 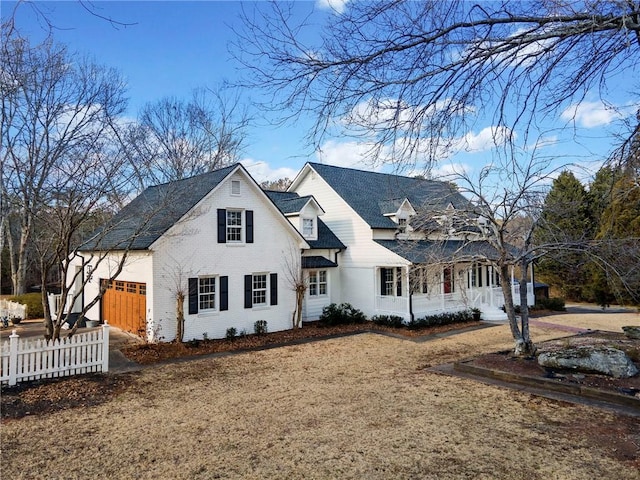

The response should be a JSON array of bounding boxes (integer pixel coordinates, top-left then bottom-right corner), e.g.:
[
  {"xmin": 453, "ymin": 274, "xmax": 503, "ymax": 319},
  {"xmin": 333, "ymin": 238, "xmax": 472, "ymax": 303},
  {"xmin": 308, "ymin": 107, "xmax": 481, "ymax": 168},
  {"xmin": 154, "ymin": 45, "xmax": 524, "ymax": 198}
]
[
  {"xmin": 302, "ymin": 218, "xmax": 315, "ymax": 238},
  {"xmin": 397, "ymin": 217, "xmax": 408, "ymax": 233}
]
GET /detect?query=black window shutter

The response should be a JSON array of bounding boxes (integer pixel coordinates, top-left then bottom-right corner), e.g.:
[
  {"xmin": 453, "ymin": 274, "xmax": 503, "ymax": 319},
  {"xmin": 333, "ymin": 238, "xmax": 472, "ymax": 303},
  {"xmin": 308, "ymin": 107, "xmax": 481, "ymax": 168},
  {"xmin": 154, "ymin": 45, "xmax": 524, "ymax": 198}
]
[
  {"xmin": 244, "ymin": 275, "xmax": 252, "ymax": 308},
  {"xmin": 380, "ymin": 268, "xmax": 386, "ymax": 296},
  {"xmin": 477, "ymin": 265, "xmax": 483, "ymax": 287},
  {"xmin": 246, "ymin": 210, "xmax": 254, "ymax": 243},
  {"xmin": 396, "ymin": 268, "xmax": 402, "ymax": 297},
  {"xmin": 270, "ymin": 273, "xmax": 278, "ymax": 306},
  {"xmin": 188, "ymin": 278, "xmax": 199, "ymax": 315},
  {"xmin": 220, "ymin": 276, "xmax": 229, "ymax": 311},
  {"xmin": 217, "ymin": 209, "xmax": 226, "ymax": 243}
]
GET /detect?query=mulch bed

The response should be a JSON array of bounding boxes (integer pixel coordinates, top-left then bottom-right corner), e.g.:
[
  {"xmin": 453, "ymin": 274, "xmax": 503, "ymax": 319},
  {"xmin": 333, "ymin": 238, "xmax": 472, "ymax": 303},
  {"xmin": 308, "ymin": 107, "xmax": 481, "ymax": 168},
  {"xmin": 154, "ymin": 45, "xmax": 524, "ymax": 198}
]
[
  {"xmin": 120, "ymin": 320, "xmax": 481, "ymax": 364},
  {"xmin": 465, "ymin": 331, "xmax": 640, "ymax": 399}
]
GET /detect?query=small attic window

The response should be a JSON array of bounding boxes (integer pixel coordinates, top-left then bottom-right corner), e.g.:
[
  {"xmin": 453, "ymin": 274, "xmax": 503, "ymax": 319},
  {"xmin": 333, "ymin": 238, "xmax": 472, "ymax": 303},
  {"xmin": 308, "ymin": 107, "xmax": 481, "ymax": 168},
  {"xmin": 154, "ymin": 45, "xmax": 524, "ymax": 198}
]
[
  {"xmin": 398, "ymin": 217, "xmax": 408, "ymax": 233},
  {"xmin": 231, "ymin": 180, "xmax": 241, "ymax": 196}
]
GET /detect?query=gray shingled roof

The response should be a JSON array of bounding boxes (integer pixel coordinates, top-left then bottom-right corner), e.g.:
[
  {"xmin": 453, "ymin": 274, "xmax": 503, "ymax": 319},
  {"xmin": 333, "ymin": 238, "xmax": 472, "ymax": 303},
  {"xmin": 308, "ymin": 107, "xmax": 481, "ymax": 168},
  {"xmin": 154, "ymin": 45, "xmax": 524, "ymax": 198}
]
[
  {"xmin": 301, "ymin": 256, "xmax": 338, "ymax": 269},
  {"xmin": 266, "ymin": 190, "xmax": 346, "ymax": 250},
  {"xmin": 375, "ymin": 239, "xmax": 502, "ymax": 263},
  {"xmin": 264, "ymin": 191, "xmax": 315, "ymax": 215},
  {"xmin": 80, "ymin": 164, "xmax": 239, "ymax": 251},
  {"xmin": 307, "ymin": 162, "xmax": 473, "ymax": 229}
]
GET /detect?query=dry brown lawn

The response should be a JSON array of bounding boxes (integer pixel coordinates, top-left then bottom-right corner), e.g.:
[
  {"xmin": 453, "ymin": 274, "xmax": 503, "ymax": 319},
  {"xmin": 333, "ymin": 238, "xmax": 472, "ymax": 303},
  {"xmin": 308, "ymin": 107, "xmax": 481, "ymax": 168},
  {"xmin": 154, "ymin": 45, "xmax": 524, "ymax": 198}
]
[{"xmin": 2, "ymin": 312, "xmax": 640, "ymax": 479}]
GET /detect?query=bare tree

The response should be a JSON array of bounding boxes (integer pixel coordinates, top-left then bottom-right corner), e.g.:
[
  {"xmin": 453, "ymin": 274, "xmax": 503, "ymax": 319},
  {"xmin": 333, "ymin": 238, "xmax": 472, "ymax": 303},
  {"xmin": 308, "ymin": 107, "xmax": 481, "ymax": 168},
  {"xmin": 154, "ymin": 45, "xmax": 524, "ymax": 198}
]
[
  {"xmin": 235, "ymin": 0, "xmax": 640, "ymax": 354},
  {"xmin": 282, "ymin": 243, "xmax": 306, "ymax": 329},
  {"xmin": 261, "ymin": 177, "xmax": 292, "ymax": 191},
  {"xmin": 235, "ymin": 1, "xmax": 639, "ymax": 167},
  {"xmin": 124, "ymin": 87, "xmax": 251, "ymax": 189},
  {"xmin": 1, "ymin": 24, "xmax": 128, "ymax": 296}
]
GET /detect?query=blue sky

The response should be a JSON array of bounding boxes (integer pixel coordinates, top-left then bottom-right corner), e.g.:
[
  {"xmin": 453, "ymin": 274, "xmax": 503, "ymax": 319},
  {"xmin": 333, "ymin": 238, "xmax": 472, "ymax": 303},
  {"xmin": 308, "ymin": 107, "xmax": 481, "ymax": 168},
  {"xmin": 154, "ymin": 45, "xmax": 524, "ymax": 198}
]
[{"xmin": 2, "ymin": 0, "xmax": 637, "ymax": 184}]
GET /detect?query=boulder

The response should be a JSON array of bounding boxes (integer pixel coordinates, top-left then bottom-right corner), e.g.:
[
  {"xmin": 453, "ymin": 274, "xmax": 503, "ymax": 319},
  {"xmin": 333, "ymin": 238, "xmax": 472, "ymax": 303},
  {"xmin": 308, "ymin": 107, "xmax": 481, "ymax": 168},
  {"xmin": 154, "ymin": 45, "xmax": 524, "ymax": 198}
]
[
  {"xmin": 538, "ymin": 346, "xmax": 638, "ymax": 378},
  {"xmin": 622, "ymin": 326, "xmax": 640, "ymax": 339}
]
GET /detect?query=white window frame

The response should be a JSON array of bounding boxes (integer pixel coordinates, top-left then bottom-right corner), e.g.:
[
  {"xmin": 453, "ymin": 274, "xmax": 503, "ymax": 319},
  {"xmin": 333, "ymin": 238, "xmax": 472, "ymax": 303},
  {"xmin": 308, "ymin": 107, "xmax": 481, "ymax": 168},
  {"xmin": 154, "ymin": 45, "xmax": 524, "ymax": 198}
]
[
  {"xmin": 381, "ymin": 267, "xmax": 402, "ymax": 297},
  {"xmin": 308, "ymin": 270, "xmax": 328, "ymax": 297},
  {"xmin": 302, "ymin": 217, "xmax": 315, "ymax": 238},
  {"xmin": 226, "ymin": 209, "xmax": 243, "ymax": 243},
  {"xmin": 199, "ymin": 276, "xmax": 217, "ymax": 311},
  {"xmin": 252, "ymin": 273, "xmax": 268, "ymax": 306}
]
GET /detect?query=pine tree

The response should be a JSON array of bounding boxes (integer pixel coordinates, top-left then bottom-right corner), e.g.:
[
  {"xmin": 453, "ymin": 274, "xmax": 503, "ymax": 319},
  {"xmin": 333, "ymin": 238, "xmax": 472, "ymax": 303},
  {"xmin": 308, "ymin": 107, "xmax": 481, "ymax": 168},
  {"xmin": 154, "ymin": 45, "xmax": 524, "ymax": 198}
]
[{"xmin": 535, "ymin": 171, "xmax": 593, "ymax": 299}]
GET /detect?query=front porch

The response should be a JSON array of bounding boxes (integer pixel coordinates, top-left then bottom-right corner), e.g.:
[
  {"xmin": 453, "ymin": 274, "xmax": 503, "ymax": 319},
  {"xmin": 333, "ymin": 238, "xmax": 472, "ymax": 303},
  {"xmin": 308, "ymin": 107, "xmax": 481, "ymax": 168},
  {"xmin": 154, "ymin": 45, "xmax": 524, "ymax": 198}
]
[{"xmin": 374, "ymin": 264, "xmax": 535, "ymax": 322}]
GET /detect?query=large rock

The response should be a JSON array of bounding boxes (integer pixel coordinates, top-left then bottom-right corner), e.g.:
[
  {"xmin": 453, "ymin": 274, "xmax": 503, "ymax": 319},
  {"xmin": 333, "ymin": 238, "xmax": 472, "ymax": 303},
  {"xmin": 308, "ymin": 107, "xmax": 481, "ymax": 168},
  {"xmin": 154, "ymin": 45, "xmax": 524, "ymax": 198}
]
[
  {"xmin": 622, "ymin": 326, "xmax": 640, "ymax": 339},
  {"xmin": 538, "ymin": 346, "xmax": 638, "ymax": 378}
]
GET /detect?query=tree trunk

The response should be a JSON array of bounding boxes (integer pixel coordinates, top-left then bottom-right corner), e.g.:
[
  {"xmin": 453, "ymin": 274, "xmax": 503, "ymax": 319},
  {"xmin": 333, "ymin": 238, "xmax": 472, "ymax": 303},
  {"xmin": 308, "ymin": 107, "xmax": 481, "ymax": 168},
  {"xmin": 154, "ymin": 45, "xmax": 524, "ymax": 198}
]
[
  {"xmin": 518, "ymin": 259, "xmax": 536, "ymax": 356},
  {"xmin": 499, "ymin": 263, "xmax": 535, "ymax": 356},
  {"xmin": 176, "ymin": 292, "xmax": 185, "ymax": 342}
]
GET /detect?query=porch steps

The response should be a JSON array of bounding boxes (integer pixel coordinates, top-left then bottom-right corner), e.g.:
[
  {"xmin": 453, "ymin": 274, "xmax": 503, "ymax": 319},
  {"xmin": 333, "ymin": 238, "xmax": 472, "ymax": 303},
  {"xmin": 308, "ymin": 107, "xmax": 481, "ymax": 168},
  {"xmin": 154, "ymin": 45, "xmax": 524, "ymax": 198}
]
[{"xmin": 479, "ymin": 307, "xmax": 508, "ymax": 323}]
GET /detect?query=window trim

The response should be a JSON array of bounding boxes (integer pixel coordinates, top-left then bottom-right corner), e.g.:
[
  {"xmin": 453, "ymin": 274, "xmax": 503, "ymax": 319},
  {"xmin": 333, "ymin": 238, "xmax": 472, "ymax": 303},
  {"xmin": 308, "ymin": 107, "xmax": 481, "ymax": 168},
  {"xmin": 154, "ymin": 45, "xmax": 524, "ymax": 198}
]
[
  {"xmin": 252, "ymin": 273, "xmax": 268, "ymax": 307},
  {"xmin": 226, "ymin": 209, "xmax": 243, "ymax": 243},
  {"xmin": 198, "ymin": 276, "xmax": 217, "ymax": 312},
  {"xmin": 308, "ymin": 269, "xmax": 328, "ymax": 297},
  {"xmin": 302, "ymin": 217, "xmax": 315, "ymax": 239}
]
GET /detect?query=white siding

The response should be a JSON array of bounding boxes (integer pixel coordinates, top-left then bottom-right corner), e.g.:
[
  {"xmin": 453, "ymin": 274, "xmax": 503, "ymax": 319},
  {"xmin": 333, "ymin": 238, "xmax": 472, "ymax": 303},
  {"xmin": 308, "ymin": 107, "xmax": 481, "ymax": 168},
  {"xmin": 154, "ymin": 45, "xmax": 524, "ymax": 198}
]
[
  {"xmin": 294, "ymin": 168, "xmax": 408, "ymax": 318},
  {"xmin": 151, "ymin": 170, "xmax": 303, "ymax": 341}
]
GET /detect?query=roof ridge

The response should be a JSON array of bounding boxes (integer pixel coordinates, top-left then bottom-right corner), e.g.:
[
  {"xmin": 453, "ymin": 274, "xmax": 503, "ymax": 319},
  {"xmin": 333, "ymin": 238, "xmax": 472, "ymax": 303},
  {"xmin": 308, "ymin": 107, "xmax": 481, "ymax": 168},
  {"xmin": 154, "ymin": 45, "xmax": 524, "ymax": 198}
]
[{"xmin": 307, "ymin": 161, "xmax": 436, "ymax": 184}]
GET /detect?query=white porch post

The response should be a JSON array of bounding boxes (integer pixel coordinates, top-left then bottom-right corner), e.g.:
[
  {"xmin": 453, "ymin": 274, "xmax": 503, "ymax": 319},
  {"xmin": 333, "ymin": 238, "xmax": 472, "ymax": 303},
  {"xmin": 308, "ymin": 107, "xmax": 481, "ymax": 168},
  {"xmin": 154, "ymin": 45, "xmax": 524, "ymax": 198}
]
[{"xmin": 440, "ymin": 268, "xmax": 445, "ymax": 311}]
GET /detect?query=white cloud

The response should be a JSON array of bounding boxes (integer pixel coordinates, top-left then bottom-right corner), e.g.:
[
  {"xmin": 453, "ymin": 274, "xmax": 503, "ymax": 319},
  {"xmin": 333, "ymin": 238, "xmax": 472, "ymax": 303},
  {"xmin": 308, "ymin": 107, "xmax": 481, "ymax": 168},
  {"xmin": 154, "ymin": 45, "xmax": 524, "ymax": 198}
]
[
  {"xmin": 316, "ymin": 0, "xmax": 349, "ymax": 14},
  {"xmin": 240, "ymin": 159, "xmax": 297, "ymax": 183},
  {"xmin": 428, "ymin": 162, "xmax": 471, "ymax": 180},
  {"xmin": 560, "ymin": 101, "xmax": 627, "ymax": 128},
  {"xmin": 461, "ymin": 126, "xmax": 514, "ymax": 153},
  {"xmin": 315, "ymin": 140, "xmax": 384, "ymax": 170}
]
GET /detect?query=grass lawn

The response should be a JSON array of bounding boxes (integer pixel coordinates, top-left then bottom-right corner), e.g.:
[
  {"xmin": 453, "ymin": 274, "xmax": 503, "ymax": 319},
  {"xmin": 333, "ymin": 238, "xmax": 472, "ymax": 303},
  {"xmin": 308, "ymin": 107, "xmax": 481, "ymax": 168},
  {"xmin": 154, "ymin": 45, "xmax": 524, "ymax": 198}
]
[{"xmin": 1, "ymin": 313, "xmax": 639, "ymax": 479}]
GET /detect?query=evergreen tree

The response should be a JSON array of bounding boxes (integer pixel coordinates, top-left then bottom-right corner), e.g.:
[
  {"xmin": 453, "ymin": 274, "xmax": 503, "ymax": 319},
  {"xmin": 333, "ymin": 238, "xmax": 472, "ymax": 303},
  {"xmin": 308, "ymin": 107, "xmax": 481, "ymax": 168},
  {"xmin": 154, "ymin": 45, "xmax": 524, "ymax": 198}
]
[{"xmin": 535, "ymin": 171, "xmax": 593, "ymax": 300}]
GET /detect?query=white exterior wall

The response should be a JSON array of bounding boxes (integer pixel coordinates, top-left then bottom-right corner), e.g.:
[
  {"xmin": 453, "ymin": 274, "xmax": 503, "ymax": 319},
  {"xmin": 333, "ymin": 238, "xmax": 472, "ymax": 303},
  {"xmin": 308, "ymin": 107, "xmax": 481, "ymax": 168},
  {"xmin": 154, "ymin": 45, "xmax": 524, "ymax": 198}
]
[
  {"xmin": 294, "ymin": 169, "xmax": 408, "ymax": 318},
  {"xmin": 151, "ymin": 170, "xmax": 304, "ymax": 341},
  {"xmin": 67, "ymin": 250, "xmax": 154, "ymax": 323}
]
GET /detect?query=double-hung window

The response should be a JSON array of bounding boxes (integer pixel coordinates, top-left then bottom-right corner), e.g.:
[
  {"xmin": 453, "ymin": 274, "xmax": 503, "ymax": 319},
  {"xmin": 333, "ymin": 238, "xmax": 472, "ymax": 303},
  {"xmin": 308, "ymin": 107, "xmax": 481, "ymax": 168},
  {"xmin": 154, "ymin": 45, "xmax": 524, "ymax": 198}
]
[
  {"xmin": 226, "ymin": 210, "xmax": 243, "ymax": 242},
  {"xmin": 381, "ymin": 267, "xmax": 402, "ymax": 296},
  {"xmin": 199, "ymin": 277, "xmax": 216, "ymax": 311},
  {"xmin": 252, "ymin": 274, "xmax": 267, "ymax": 306},
  {"xmin": 218, "ymin": 209, "xmax": 253, "ymax": 244},
  {"xmin": 308, "ymin": 270, "xmax": 327, "ymax": 296},
  {"xmin": 302, "ymin": 218, "xmax": 314, "ymax": 238}
]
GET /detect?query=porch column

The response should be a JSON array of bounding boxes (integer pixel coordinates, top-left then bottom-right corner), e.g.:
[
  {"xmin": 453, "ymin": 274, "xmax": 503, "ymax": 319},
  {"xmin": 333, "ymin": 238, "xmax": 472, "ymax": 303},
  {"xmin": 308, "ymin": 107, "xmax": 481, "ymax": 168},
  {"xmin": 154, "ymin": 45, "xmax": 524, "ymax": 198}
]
[{"xmin": 440, "ymin": 269, "xmax": 445, "ymax": 311}]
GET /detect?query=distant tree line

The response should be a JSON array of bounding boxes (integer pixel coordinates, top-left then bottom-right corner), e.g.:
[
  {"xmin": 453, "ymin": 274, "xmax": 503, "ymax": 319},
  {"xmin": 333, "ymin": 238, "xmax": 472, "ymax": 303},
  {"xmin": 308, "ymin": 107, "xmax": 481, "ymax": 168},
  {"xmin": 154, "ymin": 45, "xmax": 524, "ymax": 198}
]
[{"xmin": 535, "ymin": 145, "xmax": 640, "ymax": 306}]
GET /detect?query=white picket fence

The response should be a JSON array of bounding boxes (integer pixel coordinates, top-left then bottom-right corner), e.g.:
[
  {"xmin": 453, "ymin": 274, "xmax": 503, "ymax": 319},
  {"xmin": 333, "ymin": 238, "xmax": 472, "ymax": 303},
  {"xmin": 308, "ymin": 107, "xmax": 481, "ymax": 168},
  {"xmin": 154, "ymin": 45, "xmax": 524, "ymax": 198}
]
[
  {"xmin": 1, "ymin": 324, "xmax": 110, "ymax": 386},
  {"xmin": 0, "ymin": 299, "xmax": 28, "ymax": 321}
]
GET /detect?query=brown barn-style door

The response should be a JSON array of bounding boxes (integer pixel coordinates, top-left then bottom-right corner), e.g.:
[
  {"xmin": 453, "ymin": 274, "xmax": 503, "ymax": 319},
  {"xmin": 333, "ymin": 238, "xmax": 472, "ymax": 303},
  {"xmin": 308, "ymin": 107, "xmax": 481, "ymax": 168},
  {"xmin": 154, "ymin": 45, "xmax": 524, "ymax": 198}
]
[{"xmin": 101, "ymin": 280, "xmax": 147, "ymax": 336}]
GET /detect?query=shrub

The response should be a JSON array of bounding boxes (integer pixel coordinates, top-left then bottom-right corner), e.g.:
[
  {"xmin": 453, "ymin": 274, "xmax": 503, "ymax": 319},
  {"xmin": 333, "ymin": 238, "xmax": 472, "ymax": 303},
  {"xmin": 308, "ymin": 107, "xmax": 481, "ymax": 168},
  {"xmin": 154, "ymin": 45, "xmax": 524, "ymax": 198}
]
[
  {"xmin": 225, "ymin": 327, "xmax": 237, "ymax": 340},
  {"xmin": 538, "ymin": 297, "xmax": 566, "ymax": 311},
  {"xmin": 253, "ymin": 320, "xmax": 268, "ymax": 335},
  {"xmin": 9, "ymin": 293, "xmax": 44, "ymax": 319},
  {"xmin": 371, "ymin": 315, "xmax": 405, "ymax": 328},
  {"xmin": 319, "ymin": 303, "xmax": 367, "ymax": 325},
  {"xmin": 407, "ymin": 309, "xmax": 473, "ymax": 330}
]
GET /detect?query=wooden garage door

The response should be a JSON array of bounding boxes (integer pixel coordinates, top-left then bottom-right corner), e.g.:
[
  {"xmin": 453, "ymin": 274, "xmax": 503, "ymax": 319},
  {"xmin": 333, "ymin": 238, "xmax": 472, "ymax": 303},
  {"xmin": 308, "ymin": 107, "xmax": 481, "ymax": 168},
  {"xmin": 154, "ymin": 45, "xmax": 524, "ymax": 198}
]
[{"xmin": 101, "ymin": 280, "xmax": 147, "ymax": 336}]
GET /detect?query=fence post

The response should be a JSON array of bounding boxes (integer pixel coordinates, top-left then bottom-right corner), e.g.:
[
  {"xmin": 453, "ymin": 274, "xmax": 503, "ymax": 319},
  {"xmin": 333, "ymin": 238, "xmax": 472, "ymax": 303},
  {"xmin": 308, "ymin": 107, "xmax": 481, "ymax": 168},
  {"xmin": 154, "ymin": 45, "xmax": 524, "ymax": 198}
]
[
  {"xmin": 101, "ymin": 322, "xmax": 110, "ymax": 373},
  {"xmin": 9, "ymin": 330, "xmax": 19, "ymax": 386}
]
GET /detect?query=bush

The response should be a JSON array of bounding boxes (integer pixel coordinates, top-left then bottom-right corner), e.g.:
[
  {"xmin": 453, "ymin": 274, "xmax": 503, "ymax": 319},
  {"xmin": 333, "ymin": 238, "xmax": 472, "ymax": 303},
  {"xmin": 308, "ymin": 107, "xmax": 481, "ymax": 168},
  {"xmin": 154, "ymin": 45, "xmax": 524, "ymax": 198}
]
[
  {"xmin": 538, "ymin": 297, "xmax": 566, "ymax": 311},
  {"xmin": 371, "ymin": 314, "xmax": 405, "ymax": 328},
  {"xmin": 9, "ymin": 293, "xmax": 44, "ymax": 319},
  {"xmin": 253, "ymin": 320, "xmax": 268, "ymax": 335},
  {"xmin": 407, "ymin": 309, "xmax": 473, "ymax": 330},
  {"xmin": 225, "ymin": 327, "xmax": 237, "ymax": 340},
  {"xmin": 319, "ymin": 303, "xmax": 367, "ymax": 326}
]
